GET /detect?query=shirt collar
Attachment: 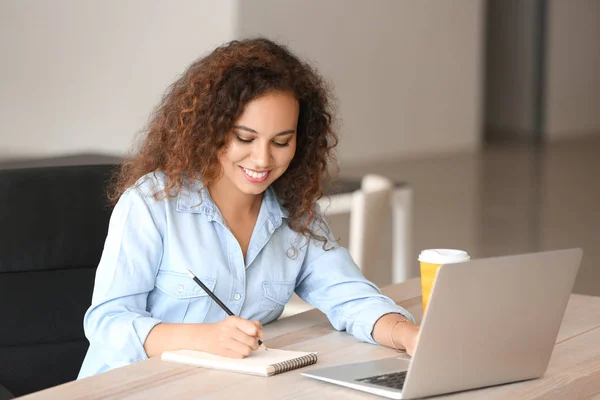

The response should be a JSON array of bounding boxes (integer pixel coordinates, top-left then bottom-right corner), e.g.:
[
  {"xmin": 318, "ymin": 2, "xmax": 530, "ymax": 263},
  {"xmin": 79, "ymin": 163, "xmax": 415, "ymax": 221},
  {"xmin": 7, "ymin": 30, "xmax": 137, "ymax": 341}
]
[{"xmin": 176, "ymin": 180, "xmax": 289, "ymax": 223}]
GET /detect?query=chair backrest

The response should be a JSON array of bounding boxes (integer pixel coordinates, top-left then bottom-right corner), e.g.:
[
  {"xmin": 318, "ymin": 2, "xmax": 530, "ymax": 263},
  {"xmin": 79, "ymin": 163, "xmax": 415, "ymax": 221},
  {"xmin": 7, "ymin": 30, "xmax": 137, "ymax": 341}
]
[
  {"xmin": 390, "ymin": 186, "xmax": 414, "ymax": 283},
  {"xmin": 0, "ymin": 164, "xmax": 116, "ymax": 396},
  {"xmin": 348, "ymin": 174, "xmax": 393, "ymax": 279}
]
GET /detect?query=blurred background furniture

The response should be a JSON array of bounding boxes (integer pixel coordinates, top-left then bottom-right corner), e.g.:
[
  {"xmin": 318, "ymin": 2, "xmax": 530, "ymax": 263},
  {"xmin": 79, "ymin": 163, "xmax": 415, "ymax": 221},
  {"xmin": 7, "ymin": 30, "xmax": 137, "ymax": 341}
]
[
  {"xmin": 0, "ymin": 162, "xmax": 115, "ymax": 397},
  {"xmin": 319, "ymin": 177, "xmax": 414, "ymax": 283},
  {"xmin": 347, "ymin": 174, "xmax": 394, "ymax": 275}
]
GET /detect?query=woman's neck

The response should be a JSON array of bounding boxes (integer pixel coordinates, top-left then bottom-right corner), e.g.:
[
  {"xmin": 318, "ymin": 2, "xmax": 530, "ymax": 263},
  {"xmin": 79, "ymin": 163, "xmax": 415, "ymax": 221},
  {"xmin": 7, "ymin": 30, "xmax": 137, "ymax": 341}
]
[{"xmin": 207, "ymin": 178, "xmax": 263, "ymax": 220}]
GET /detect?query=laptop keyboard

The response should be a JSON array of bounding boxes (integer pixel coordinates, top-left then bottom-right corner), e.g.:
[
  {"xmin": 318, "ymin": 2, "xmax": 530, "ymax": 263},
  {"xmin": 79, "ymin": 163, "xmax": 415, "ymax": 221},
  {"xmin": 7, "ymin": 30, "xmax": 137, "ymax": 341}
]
[{"xmin": 355, "ymin": 371, "xmax": 407, "ymax": 390}]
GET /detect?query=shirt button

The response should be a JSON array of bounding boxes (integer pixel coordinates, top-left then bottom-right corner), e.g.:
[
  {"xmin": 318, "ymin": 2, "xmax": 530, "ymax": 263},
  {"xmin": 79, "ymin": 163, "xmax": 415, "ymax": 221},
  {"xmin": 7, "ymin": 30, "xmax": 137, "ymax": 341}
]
[
  {"xmin": 177, "ymin": 285, "xmax": 184, "ymax": 292},
  {"xmin": 234, "ymin": 293, "xmax": 241, "ymax": 300}
]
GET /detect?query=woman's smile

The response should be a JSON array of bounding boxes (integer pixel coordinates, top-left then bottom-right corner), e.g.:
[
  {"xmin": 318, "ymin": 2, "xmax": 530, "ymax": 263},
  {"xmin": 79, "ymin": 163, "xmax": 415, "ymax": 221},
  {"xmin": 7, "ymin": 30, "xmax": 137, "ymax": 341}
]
[{"xmin": 240, "ymin": 166, "xmax": 271, "ymax": 183}]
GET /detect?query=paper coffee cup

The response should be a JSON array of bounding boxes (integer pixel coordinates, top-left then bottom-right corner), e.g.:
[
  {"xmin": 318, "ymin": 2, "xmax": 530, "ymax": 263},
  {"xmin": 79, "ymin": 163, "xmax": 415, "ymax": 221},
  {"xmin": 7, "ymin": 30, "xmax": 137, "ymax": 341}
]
[{"xmin": 419, "ymin": 249, "xmax": 470, "ymax": 313}]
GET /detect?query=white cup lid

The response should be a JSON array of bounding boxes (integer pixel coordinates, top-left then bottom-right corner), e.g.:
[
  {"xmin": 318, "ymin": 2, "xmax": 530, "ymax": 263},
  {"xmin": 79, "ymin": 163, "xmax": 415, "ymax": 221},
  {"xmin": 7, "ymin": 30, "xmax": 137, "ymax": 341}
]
[{"xmin": 418, "ymin": 249, "xmax": 470, "ymax": 264}]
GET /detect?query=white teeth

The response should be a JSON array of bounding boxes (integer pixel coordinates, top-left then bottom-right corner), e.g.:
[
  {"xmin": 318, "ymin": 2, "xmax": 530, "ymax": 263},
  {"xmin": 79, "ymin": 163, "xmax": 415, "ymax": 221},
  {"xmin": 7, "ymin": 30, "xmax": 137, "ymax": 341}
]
[{"xmin": 243, "ymin": 168, "xmax": 268, "ymax": 179}]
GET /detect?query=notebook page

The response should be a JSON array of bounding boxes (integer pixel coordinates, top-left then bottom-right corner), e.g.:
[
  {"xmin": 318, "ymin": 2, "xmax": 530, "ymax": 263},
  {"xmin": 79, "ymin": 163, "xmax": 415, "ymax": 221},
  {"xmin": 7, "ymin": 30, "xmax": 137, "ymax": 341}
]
[{"xmin": 161, "ymin": 347, "xmax": 316, "ymax": 376}]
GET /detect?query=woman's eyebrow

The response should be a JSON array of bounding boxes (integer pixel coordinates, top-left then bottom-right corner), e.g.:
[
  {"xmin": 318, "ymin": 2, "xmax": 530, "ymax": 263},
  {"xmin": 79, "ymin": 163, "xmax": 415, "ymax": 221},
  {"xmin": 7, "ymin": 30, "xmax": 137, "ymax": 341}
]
[{"xmin": 233, "ymin": 125, "xmax": 296, "ymax": 136}]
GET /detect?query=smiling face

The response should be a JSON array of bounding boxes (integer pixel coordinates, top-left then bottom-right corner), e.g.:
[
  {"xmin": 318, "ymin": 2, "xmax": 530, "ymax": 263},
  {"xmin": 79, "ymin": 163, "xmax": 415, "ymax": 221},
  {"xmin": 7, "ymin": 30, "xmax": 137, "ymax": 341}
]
[{"xmin": 216, "ymin": 91, "xmax": 299, "ymax": 197}]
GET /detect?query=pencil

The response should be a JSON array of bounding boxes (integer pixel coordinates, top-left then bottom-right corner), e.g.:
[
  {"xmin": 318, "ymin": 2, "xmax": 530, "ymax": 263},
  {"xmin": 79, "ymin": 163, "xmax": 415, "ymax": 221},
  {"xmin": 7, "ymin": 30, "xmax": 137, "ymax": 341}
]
[{"xmin": 187, "ymin": 269, "xmax": 265, "ymax": 349}]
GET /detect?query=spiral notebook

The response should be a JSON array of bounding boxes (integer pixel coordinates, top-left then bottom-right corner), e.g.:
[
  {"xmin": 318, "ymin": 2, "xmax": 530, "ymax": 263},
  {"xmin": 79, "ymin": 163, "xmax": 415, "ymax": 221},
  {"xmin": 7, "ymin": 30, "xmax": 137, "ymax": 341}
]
[{"xmin": 161, "ymin": 347, "xmax": 318, "ymax": 377}]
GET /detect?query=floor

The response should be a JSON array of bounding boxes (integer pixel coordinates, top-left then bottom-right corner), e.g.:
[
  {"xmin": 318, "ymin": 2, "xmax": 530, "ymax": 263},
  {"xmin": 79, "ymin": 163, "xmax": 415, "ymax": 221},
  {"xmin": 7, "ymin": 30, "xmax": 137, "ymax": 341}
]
[{"xmin": 334, "ymin": 135, "xmax": 600, "ymax": 297}]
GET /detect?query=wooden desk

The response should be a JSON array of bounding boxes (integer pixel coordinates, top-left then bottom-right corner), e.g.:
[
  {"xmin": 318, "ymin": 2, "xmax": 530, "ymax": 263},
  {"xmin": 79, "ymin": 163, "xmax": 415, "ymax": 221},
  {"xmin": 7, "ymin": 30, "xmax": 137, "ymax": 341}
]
[{"xmin": 20, "ymin": 279, "xmax": 600, "ymax": 399}]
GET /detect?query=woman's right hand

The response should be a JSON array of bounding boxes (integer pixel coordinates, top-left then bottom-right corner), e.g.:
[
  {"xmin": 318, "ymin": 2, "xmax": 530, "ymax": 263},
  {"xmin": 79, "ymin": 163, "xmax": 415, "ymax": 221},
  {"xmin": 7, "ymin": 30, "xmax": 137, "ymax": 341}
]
[
  {"xmin": 206, "ymin": 316, "xmax": 264, "ymax": 358},
  {"xmin": 144, "ymin": 317, "xmax": 264, "ymax": 359}
]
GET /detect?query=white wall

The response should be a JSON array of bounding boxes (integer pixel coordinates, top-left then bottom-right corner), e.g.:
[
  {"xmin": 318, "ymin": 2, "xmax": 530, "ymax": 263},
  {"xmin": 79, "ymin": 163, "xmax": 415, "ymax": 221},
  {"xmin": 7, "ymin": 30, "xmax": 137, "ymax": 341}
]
[
  {"xmin": 0, "ymin": 0, "xmax": 484, "ymax": 164},
  {"xmin": 238, "ymin": 0, "xmax": 485, "ymax": 166},
  {"xmin": 0, "ymin": 0, "xmax": 237, "ymax": 159},
  {"xmin": 545, "ymin": 0, "xmax": 600, "ymax": 140}
]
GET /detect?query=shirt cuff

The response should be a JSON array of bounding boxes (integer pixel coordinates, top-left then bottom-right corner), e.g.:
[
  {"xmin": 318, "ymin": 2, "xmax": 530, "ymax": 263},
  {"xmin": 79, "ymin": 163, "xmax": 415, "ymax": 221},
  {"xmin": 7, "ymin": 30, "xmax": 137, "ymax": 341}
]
[{"xmin": 131, "ymin": 316, "xmax": 163, "ymax": 360}]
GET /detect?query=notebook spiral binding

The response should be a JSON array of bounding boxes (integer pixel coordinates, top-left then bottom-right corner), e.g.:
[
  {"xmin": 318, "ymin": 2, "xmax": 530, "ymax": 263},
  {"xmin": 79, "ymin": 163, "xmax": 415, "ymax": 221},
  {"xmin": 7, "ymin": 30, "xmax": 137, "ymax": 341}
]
[{"xmin": 272, "ymin": 353, "xmax": 318, "ymax": 375}]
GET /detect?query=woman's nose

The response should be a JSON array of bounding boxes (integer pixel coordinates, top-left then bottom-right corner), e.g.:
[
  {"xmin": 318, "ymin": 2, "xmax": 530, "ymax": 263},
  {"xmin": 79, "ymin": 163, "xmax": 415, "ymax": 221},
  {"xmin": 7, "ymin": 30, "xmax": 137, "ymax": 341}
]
[{"xmin": 251, "ymin": 142, "xmax": 272, "ymax": 168}]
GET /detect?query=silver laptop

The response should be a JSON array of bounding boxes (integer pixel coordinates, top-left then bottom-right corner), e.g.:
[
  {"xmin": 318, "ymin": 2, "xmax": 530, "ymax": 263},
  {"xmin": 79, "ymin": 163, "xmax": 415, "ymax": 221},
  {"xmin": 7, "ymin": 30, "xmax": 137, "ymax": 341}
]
[{"xmin": 302, "ymin": 248, "xmax": 583, "ymax": 399}]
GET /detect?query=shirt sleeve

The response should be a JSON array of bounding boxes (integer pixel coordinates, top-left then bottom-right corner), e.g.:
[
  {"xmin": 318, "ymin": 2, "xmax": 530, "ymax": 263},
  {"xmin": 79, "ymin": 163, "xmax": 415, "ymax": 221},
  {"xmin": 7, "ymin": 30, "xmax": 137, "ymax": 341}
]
[
  {"xmin": 294, "ymin": 211, "xmax": 414, "ymax": 344},
  {"xmin": 83, "ymin": 186, "xmax": 164, "ymax": 368}
]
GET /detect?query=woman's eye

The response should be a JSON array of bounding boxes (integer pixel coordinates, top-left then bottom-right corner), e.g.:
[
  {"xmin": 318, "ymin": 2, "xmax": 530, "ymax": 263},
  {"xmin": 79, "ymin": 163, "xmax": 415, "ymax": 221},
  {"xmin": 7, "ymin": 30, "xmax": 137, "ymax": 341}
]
[
  {"xmin": 235, "ymin": 135, "xmax": 253, "ymax": 143},
  {"xmin": 235, "ymin": 134, "xmax": 289, "ymax": 147}
]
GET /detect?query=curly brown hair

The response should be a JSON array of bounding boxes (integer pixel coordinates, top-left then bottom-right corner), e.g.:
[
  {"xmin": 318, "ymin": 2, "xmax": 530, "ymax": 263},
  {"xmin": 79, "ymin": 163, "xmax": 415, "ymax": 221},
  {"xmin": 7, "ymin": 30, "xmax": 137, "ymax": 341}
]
[{"xmin": 109, "ymin": 37, "xmax": 339, "ymax": 246}]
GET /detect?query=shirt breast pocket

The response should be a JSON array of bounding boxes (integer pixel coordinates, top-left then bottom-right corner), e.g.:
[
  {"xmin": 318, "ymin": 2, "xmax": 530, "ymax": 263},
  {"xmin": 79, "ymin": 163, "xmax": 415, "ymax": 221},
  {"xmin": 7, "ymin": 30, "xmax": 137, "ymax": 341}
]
[
  {"xmin": 257, "ymin": 281, "xmax": 295, "ymax": 323},
  {"xmin": 151, "ymin": 271, "xmax": 217, "ymax": 323}
]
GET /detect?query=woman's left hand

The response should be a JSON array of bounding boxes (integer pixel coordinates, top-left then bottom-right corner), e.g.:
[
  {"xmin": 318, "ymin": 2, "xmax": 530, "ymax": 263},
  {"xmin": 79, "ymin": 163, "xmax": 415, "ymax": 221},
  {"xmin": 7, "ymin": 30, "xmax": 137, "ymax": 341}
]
[{"xmin": 396, "ymin": 322, "xmax": 420, "ymax": 356}]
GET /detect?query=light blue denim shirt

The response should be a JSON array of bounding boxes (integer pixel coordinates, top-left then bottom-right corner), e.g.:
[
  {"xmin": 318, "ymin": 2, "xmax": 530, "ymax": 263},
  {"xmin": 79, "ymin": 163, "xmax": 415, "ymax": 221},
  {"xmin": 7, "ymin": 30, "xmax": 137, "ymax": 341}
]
[{"xmin": 78, "ymin": 172, "xmax": 414, "ymax": 378}]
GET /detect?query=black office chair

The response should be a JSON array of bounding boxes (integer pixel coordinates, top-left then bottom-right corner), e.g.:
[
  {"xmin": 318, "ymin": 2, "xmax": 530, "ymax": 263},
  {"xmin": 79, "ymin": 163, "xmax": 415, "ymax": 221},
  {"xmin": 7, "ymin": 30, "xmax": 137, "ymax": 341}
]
[
  {"xmin": 0, "ymin": 384, "xmax": 12, "ymax": 400},
  {"xmin": 0, "ymin": 163, "xmax": 117, "ymax": 397}
]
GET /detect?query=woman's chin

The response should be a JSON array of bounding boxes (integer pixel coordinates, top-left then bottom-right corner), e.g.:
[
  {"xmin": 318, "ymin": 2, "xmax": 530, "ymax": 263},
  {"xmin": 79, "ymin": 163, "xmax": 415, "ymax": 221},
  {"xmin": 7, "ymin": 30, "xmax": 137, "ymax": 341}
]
[{"xmin": 235, "ymin": 181, "xmax": 270, "ymax": 195}]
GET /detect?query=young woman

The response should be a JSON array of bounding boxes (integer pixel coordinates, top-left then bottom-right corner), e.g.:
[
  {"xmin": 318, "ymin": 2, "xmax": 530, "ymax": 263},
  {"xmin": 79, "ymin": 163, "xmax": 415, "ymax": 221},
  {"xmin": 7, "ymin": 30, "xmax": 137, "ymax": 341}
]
[{"xmin": 78, "ymin": 38, "xmax": 419, "ymax": 378}]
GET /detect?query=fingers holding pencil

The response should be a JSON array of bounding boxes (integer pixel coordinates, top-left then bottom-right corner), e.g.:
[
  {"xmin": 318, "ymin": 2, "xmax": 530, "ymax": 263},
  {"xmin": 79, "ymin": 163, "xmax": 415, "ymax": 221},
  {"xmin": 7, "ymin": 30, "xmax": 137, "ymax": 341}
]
[
  {"xmin": 214, "ymin": 316, "xmax": 265, "ymax": 358},
  {"xmin": 187, "ymin": 269, "xmax": 267, "ymax": 354}
]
